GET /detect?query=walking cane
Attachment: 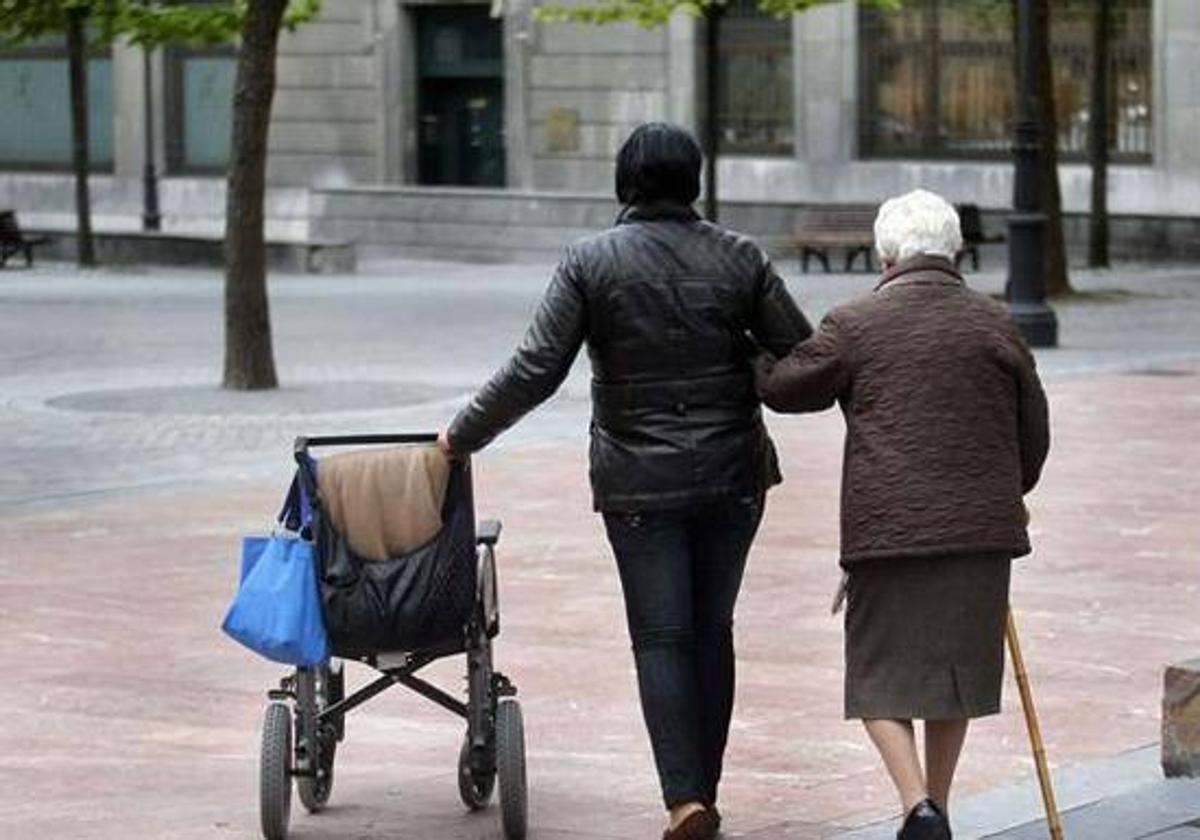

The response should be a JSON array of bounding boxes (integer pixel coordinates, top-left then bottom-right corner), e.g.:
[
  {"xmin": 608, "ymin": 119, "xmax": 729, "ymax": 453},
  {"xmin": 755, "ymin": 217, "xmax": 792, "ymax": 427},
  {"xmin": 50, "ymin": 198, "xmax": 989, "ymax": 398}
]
[{"xmin": 1006, "ymin": 609, "xmax": 1065, "ymax": 840}]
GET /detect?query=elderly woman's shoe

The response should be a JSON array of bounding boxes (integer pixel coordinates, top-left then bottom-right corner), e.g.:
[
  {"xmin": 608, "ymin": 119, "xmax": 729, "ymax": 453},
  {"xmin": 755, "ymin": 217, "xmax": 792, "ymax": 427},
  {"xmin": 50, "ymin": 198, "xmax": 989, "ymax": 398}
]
[
  {"xmin": 896, "ymin": 798, "xmax": 951, "ymax": 840},
  {"xmin": 662, "ymin": 808, "xmax": 720, "ymax": 840}
]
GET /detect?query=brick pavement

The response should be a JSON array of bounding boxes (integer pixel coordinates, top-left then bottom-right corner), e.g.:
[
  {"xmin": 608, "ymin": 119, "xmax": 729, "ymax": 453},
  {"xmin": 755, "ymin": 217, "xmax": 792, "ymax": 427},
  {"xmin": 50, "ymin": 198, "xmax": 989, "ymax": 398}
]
[{"xmin": 2, "ymin": 359, "xmax": 1198, "ymax": 838}]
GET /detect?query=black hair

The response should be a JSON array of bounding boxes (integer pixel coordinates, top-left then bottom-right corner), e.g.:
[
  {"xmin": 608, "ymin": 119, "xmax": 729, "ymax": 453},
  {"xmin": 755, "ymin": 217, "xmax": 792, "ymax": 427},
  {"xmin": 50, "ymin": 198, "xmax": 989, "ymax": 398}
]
[{"xmin": 614, "ymin": 122, "xmax": 702, "ymax": 207}]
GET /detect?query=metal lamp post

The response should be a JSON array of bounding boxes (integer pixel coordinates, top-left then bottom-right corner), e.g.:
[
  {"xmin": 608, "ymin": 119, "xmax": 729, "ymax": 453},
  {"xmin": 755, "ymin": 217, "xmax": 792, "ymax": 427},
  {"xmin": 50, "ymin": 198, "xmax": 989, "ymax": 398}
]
[
  {"xmin": 142, "ymin": 44, "xmax": 161, "ymax": 231},
  {"xmin": 1006, "ymin": 0, "xmax": 1058, "ymax": 347}
]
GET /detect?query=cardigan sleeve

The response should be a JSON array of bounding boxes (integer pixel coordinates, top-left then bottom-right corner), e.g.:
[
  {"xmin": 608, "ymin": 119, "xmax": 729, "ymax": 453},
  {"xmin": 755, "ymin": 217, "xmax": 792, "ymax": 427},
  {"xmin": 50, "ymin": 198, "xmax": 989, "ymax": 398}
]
[
  {"xmin": 1015, "ymin": 344, "xmax": 1050, "ymax": 493},
  {"xmin": 754, "ymin": 311, "xmax": 848, "ymax": 414}
]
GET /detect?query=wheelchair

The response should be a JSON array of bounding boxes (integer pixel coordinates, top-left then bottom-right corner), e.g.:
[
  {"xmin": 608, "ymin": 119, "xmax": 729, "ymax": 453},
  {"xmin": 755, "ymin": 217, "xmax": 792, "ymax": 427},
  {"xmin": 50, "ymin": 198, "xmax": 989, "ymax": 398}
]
[{"xmin": 257, "ymin": 433, "xmax": 527, "ymax": 839}]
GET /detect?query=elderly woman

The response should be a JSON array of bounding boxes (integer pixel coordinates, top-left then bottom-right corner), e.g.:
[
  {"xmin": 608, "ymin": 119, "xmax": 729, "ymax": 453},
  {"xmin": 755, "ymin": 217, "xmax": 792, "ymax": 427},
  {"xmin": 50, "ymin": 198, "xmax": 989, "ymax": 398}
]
[
  {"xmin": 440, "ymin": 122, "xmax": 811, "ymax": 840},
  {"xmin": 756, "ymin": 189, "xmax": 1049, "ymax": 840}
]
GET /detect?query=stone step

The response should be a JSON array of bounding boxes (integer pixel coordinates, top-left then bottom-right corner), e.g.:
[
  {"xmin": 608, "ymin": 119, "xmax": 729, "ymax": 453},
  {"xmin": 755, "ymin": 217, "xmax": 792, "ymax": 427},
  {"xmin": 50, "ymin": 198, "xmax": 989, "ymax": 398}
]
[
  {"xmin": 27, "ymin": 229, "xmax": 355, "ymax": 274},
  {"xmin": 985, "ymin": 779, "xmax": 1200, "ymax": 839}
]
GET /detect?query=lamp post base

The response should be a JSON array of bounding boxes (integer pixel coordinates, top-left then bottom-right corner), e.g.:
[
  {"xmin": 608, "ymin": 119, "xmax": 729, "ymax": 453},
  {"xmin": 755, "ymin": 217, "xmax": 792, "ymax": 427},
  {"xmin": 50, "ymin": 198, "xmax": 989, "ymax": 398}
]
[{"xmin": 1009, "ymin": 300, "xmax": 1059, "ymax": 348}]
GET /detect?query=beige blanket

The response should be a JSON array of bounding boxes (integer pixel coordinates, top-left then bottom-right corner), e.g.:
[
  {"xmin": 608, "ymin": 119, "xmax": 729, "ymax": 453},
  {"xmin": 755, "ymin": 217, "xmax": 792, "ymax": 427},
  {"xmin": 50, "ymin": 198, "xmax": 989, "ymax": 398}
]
[{"xmin": 316, "ymin": 445, "xmax": 451, "ymax": 562}]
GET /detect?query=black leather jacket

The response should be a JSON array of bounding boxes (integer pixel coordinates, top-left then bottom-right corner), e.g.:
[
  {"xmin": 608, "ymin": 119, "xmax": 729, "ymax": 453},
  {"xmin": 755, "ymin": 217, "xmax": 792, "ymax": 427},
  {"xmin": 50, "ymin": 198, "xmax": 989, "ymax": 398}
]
[{"xmin": 448, "ymin": 202, "xmax": 812, "ymax": 511}]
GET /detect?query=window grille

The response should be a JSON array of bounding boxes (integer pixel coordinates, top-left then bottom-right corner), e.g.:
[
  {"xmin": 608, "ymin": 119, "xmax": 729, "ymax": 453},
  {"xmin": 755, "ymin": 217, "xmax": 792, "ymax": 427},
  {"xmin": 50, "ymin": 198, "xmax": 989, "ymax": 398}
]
[
  {"xmin": 858, "ymin": 0, "xmax": 1152, "ymax": 162},
  {"xmin": 717, "ymin": 0, "xmax": 794, "ymax": 156}
]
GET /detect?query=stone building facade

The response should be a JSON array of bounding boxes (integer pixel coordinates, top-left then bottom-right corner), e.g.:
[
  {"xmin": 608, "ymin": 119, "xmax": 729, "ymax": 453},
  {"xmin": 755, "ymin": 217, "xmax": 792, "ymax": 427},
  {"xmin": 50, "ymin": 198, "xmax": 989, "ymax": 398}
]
[{"xmin": 1, "ymin": 0, "xmax": 1197, "ymax": 261}]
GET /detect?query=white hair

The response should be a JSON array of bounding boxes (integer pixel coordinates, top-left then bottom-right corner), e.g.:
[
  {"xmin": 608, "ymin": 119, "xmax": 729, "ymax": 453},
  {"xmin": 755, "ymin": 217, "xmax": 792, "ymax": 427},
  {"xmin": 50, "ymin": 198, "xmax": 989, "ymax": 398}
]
[{"xmin": 874, "ymin": 189, "xmax": 963, "ymax": 265}]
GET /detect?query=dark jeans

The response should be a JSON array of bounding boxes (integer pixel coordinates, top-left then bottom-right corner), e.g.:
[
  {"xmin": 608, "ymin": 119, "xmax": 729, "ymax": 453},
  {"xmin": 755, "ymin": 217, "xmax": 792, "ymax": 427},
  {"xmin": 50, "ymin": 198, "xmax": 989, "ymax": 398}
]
[{"xmin": 602, "ymin": 495, "xmax": 765, "ymax": 809}]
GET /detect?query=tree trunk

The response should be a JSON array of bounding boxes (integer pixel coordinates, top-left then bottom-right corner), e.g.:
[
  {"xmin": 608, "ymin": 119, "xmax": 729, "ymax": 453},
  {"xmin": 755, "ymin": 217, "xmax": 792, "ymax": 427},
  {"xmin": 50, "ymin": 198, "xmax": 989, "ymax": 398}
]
[
  {"xmin": 66, "ymin": 8, "xmax": 96, "ymax": 268},
  {"xmin": 922, "ymin": 2, "xmax": 941, "ymax": 150},
  {"xmin": 1088, "ymin": 0, "xmax": 1111, "ymax": 268},
  {"xmin": 222, "ymin": 0, "xmax": 287, "ymax": 390},
  {"xmin": 702, "ymin": 6, "xmax": 721, "ymax": 222},
  {"xmin": 1035, "ymin": 0, "xmax": 1073, "ymax": 296}
]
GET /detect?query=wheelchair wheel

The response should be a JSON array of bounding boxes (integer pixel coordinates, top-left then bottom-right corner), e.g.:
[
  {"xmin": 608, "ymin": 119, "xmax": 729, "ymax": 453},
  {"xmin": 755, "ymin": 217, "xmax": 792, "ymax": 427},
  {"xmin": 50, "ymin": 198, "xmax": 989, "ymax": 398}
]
[
  {"xmin": 260, "ymin": 702, "xmax": 292, "ymax": 840},
  {"xmin": 296, "ymin": 732, "xmax": 335, "ymax": 813},
  {"xmin": 296, "ymin": 666, "xmax": 337, "ymax": 814},
  {"xmin": 457, "ymin": 734, "xmax": 496, "ymax": 810},
  {"xmin": 496, "ymin": 698, "xmax": 528, "ymax": 839}
]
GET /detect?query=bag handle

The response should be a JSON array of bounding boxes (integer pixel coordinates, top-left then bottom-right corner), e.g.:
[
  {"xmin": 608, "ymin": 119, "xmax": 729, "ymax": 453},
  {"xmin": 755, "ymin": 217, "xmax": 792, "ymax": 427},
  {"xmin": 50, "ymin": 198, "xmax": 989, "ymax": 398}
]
[{"xmin": 278, "ymin": 460, "xmax": 316, "ymax": 532}]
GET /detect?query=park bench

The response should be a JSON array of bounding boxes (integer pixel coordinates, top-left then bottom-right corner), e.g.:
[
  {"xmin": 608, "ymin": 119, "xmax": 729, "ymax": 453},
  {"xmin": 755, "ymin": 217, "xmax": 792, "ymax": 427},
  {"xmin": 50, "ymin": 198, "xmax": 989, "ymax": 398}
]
[
  {"xmin": 0, "ymin": 210, "xmax": 50, "ymax": 268},
  {"xmin": 790, "ymin": 204, "xmax": 877, "ymax": 273},
  {"xmin": 788, "ymin": 202, "xmax": 1005, "ymax": 274}
]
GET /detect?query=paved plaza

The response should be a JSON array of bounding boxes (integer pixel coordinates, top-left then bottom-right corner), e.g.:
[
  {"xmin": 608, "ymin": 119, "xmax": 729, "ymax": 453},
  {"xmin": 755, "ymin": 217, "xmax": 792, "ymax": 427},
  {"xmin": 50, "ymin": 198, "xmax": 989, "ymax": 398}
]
[{"xmin": 1, "ymin": 258, "xmax": 1199, "ymax": 838}]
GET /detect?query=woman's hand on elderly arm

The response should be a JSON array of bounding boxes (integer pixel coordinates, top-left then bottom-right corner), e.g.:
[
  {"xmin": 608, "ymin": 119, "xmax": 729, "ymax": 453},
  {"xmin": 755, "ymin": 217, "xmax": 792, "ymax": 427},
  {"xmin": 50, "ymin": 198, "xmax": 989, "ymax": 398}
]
[{"xmin": 754, "ymin": 313, "xmax": 846, "ymax": 414}]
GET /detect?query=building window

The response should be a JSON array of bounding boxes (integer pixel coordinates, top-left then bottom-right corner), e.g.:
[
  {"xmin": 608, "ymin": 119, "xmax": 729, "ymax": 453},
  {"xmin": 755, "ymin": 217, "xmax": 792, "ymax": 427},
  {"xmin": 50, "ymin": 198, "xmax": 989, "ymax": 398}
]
[
  {"xmin": 859, "ymin": 0, "xmax": 1152, "ymax": 162},
  {"xmin": 0, "ymin": 39, "xmax": 114, "ymax": 171},
  {"xmin": 164, "ymin": 44, "xmax": 236, "ymax": 173},
  {"xmin": 717, "ymin": 0, "xmax": 793, "ymax": 156}
]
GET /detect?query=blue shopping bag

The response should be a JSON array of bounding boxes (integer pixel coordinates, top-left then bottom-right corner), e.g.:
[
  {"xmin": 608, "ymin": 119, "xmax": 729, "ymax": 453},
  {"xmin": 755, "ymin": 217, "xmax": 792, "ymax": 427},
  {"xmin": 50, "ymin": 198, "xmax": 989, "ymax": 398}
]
[{"xmin": 221, "ymin": 472, "xmax": 330, "ymax": 666}]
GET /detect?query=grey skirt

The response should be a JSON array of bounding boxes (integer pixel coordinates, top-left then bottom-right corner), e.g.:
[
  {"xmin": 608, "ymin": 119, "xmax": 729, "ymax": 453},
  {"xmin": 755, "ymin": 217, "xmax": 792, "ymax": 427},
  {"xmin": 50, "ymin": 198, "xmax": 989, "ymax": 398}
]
[{"xmin": 844, "ymin": 553, "xmax": 1012, "ymax": 721}]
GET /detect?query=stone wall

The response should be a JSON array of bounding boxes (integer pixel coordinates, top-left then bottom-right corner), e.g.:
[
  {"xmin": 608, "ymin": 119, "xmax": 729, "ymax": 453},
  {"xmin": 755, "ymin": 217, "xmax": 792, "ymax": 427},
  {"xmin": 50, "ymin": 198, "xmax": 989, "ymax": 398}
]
[
  {"xmin": 0, "ymin": 174, "xmax": 311, "ymax": 241},
  {"xmin": 270, "ymin": 0, "xmax": 380, "ymax": 186},
  {"xmin": 310, "ymin": 185, "xmax": 613, "ymax": 261},
  {"xmin": 6, "ymin": 172, "xmax": 1200, "ymax": 264},
  {"xmin": 309, "ymin": 184, "xmax": 1200, "ymax": 265},
  {"xmin": 524, "ymin": 20, "xmax": 671, "ymax": 191}
]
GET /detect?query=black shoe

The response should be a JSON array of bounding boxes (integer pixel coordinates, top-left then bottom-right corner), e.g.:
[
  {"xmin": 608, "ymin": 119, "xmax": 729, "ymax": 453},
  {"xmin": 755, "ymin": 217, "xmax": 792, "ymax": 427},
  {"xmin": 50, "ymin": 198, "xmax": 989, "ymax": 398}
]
[{"xmin": 897, "ymin": 798, "xmax": 951, "ymax": 840}]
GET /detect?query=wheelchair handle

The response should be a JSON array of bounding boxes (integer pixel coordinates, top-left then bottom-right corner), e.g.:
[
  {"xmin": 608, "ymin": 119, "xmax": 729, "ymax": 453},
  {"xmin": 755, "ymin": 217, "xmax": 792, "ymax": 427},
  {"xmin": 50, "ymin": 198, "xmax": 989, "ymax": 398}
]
[{"xmin": 294, "ymin": 433, "xmax": 440, "ymax": 460}]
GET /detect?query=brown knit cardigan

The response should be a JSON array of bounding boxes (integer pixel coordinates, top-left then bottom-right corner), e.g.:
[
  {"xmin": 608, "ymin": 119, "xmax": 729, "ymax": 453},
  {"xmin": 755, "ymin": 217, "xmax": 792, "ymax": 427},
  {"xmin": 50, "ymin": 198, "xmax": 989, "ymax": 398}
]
[{"xmin": 756, "ymin": 255, "xmax": 1050, "ymax": 565}]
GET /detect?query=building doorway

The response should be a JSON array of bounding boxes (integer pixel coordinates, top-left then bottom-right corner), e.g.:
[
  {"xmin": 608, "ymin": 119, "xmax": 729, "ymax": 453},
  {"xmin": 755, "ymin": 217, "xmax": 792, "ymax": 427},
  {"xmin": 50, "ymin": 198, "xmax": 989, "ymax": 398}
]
[{"xmin": 415, "ymin": 5, "xmax": 505, "ymax": 187}]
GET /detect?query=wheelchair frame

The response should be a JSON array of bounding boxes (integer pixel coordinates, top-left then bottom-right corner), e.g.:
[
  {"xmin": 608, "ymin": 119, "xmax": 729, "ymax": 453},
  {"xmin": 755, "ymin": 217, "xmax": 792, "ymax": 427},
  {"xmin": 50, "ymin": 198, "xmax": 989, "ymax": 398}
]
[{"xmin": 256, "ymin": 433, "xmax": 527, "ymax": 840}]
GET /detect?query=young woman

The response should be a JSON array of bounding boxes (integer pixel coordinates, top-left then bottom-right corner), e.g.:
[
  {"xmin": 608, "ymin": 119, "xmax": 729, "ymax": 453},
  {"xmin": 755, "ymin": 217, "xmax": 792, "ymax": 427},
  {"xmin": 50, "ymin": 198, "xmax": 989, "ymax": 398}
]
[
  {"xmin": 439, "ymin": 122, "xmax": 811, "ymax": 840},
  {"xmin": 756, "ymin": 190, "xmax": 1050, "ymax": 840}
]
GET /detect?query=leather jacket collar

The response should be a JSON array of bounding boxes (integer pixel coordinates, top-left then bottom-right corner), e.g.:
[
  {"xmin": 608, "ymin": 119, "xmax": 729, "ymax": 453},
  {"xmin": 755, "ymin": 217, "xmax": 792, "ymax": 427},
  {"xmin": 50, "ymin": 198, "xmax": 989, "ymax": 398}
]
[
  {"xmin": 616, "ymin": 201, "xmax": 702, "ymax": 225},
  {"xmin": 876, "ymin": 255, "xmax": 964, "ymax": 291}
]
